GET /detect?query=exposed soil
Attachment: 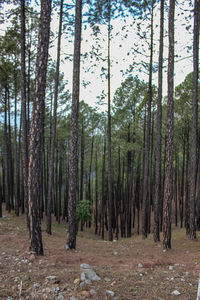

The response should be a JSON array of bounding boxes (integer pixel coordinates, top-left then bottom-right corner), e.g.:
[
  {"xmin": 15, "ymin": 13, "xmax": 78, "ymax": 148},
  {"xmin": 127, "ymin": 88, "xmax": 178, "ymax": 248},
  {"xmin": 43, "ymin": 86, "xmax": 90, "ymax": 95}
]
[{"xmin": 0, "ymin": 206, "xmax": 200, "ymax": 300}]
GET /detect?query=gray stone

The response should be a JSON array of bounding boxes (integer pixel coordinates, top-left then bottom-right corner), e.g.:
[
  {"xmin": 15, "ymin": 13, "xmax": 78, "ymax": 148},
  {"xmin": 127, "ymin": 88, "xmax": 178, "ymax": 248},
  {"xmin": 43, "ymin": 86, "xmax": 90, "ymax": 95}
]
[
  {"xmin": 80, "ymin": 264, "xmax": 101, "ymax": 282},
  {"xmin": 80, "ymin": 263, "xmax": 92, "ymax": 269},
  {"xmin": 169, "ymin": 266, "xmax": 174, "ymax": 271},
  {"xmin": 57, "ymin": 294, "xmax": 64, "ymax": 299},
  {"xmin": 46, "ymin": 275, "xmax": 60, "ymax": 284},
  {"xmin": 70, "ymin": 297, "xmax": 77, "ymax": 300},
  {"xmin": 138, "ymin": 263, "xmax": 143, "ymax": 268},
  {"xmin": 55, "ymin": 286, "xmax": 60, "ymax": 293},
  {"xmin": 106, "ymin": 290, "xmax": 115, "ymax": 297},
  {"xmin": 34, "ymin": 283, "xmax": 40, "ymax": 289},
  {"xmin": 64, "ymin": 244, "xmax": 70, "ymax": 250},
  {"xmin": 80, "ymin": 282, "xmax": 86, "ymax": 290}
]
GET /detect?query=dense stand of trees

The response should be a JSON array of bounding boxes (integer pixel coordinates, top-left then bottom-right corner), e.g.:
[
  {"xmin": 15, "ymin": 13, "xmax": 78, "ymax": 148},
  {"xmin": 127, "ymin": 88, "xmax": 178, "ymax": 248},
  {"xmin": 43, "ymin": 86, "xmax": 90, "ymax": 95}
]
[{"xmin": 0, "ymin": 0, "xmax": 199, "ymax": 255}]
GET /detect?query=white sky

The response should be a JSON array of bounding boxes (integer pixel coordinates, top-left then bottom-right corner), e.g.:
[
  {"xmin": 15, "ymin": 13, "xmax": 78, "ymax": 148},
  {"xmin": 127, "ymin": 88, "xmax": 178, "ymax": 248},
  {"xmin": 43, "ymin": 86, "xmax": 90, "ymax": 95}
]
[
  {"xmin": 1, "ymin": 1, "xmax": 194, "ymax": 112},
  {"xmin": 48, "ymin": 1, "xmax": 194, "ymax": 112}
]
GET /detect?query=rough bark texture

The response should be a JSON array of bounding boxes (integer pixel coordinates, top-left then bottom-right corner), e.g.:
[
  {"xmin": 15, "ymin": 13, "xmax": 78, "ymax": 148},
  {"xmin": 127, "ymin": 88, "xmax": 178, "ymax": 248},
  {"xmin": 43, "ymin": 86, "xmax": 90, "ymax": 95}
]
[
  {"xmin": 188, "ymin": 0, "xmax": 200, "ymax": 240},
  {"xmin": 28, "ymin": 0, "xmax": 52, "ymax": 255},
  {"xmin": 66, "ymin": 0, "xmax": 82, "ymax": 250},
  {"xmin": 20, "ymin": 0, "xmax": 29, "ymax": 225},
  {"xmin": 3, "ymin": 89, "xmax": 10, "ymax": 213},
  {"xmin": 101, "ymin": 139, "xmax": 106, "ymax": 240},
  {"xmin": 163, "ymin": 0, "xmax": 175, "ymax": 250},
  {"xmin": 107, "ymin": 0, "xmax": 113, "ymax": 242},
  {"xmin": 14, "ymin": 73, "xmax": 20, "ymax": 216},
  {"xmin": 154, "ymin": 0, "xmax": 164, "ymax": 242},
  {"xmin": 46, "ymin": 0, "xmax": 63, "ymax": 235},
  {"xmin": 142, "ymin": 2, "xmax": 154, "ymax": 239}
]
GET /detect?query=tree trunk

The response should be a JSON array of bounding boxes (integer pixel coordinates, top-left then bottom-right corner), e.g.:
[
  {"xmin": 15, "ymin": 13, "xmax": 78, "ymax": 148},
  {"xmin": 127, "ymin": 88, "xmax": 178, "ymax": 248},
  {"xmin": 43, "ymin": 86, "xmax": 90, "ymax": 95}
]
[
  {"xmin": 107, "ymin": 0, "xmax": 113, "ymax": 241},
  {"xmin": 14, "ymin": 69, "xmax": 20, "ymax": 216},
  {"xmin": 4, "ymin": 88, "xmax": 10, "ymax": 213},
  {"xmin": 154, "ymin": 0, "xmax": 164, "ymax": 242},
  {"xmin": 46, "ymin": 0, "xmax": 63, "ymax": 234},
  {"xmin": 188, "ymin": 0, "xmax": 200, "ymax": 240},
  {"xmin": 28, "ymin": 0, "xmax": 52, "ymax": 255},
  {"xmin": 142, "ymin": 1, "xmax": 154, "ymax": 239},
  {"xmin": 66, "ymin": 0, "xmax": 82, "ymax": 250},
  {"xmin": 163, "ymin": 0, "xmax": 175, "ymax": 250},
  {"xmin": 20, "ymin": 0, "xmax": 29, "ymax": 228},
  {"xmin": 95, "ymin": 150, "xmax": 98, "ymax": 235},
  {"xmin": 101, "ymin": 137, "xmax": 106, "ymax": 239}
]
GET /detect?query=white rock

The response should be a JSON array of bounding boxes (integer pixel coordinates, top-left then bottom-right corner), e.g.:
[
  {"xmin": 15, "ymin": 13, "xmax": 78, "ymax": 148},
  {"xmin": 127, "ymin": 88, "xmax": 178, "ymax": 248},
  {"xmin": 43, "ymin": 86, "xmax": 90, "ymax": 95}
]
[
  {"xmin": 106, "ymin": 290, "xmax": 115, "ymax": 297},
  {"xmin": 113, "ymin": 251, "xmax": 118, "ymax": 255},
  {"xmin": 171, "ymin": 290, "xmax": 181, "ymax": 296},
  {"xmin": 181, "ymin": 278, "xmax": 185, "ymax": 282},
  {"xmin": 138, "ymin": 263, "xmax": 143, "ymax": 268},
  {"xmin": 169, "ymin": 266, "xmax": 174, "ymax": 271},
  {"xmin": 80, "ymin": 263, "xmax": 92, "ymax": 269},
  {"xmin": 57, "ymin": 294, "xmax": 64, "ymax": 299}
]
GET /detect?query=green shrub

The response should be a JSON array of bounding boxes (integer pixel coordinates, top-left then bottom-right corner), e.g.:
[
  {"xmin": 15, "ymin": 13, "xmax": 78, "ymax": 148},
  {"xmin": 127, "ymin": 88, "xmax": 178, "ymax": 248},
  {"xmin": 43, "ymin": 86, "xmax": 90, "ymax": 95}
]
[{"xmin": 76, "ymin": 200, "xmax": 92, "ymax": 223}]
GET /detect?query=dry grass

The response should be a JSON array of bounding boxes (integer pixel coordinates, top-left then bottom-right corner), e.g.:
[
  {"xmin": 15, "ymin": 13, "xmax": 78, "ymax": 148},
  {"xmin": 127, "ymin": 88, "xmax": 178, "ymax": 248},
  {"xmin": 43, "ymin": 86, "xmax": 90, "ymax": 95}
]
[{"xmin": 0, "ymin": 205, "xmax": 200, "ymax": 299}]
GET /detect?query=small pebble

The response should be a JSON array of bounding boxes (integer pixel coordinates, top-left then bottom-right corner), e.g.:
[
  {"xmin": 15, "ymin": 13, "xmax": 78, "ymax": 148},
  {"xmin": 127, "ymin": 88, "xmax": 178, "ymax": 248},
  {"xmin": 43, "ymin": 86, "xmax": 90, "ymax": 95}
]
[{"xmin": 106, "ymin": 290, "xmax": 115, "ymax": 297}]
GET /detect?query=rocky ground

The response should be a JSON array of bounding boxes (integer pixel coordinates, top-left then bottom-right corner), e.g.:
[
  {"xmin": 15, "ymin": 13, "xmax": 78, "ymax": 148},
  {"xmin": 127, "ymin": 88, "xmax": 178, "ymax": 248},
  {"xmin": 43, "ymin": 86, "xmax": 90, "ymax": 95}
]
[{"xmin": 0, "ymin": 207, "xmax": 200, "ymax": 299}]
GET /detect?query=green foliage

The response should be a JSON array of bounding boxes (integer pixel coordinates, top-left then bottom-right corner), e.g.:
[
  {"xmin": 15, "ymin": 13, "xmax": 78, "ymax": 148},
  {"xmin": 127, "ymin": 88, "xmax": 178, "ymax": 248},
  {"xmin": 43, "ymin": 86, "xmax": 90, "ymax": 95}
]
[{"xmin": 76, "ymin": 200, "xmax": 92, "ymax": 223}]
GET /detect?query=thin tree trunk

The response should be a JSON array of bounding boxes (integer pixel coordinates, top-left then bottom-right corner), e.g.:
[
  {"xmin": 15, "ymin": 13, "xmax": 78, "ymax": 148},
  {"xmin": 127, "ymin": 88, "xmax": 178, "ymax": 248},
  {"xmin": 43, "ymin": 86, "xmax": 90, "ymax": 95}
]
[
  {"xmin": 66, "ymin": 0, "xmax": 82, "ymax": 250},
  {"xmin": 14, "ymin": 69, "xmax": 19, "ymax": 216},
  {"xmin": 3, "ymin": 89, "xmax": 10, "ymax": 213},
  {"xmin": 142, "ymin": 1, "xmax": 154, "ymax": 239},
  {"xmin": 46, "ymin": 0, "xmax": 63, "ymax": 234},
  {"xmin": 153, "ymin": 0, "xmax": 164, "ymax": 241},
  {"xmin": 7, "ymin": 93, "xmax": 14, "ymax": 211},
  {"xmin": 95, "ymin": 150, "xmax": 98, "ymax": 235},
  {"xmin": 20, "ymin": 0, "xmax": 29, "ymax": 229},
  {"xmin": 188, "ymin": 0, "xmax": 200, "ymax": 240},
  {"xmin": 163, "ymin": 0, "xmax": 175, "ymax": 250},
  {"xmin": 107, "ymin": 0, "xmax": 113, "ymax": 241},
  {"xmin": 180, "ymin": 130, "xmax": 186, "ymax": 228},
  {"xmin": 101, "ymin": 138, "xmax": 106, "ymax": 239}
]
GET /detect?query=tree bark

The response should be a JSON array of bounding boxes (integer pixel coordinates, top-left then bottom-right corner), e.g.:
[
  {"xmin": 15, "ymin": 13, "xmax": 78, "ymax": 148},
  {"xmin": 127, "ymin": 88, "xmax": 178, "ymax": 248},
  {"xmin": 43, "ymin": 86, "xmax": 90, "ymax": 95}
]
[
  {"xmin": 188, "ymin": 0, "xmax": 200, "ymax": 240},
  {"xmin": 154, "ymin": 0, "xmax": 164, "ymax": 242},
  {"xmin": 46, "ymin": 0, "xmax": 63, "ymax": 234},
  {"xmin": 107, "ymin": 0, "xmax": 113, "ymax": 241},
  {"xmin": 20, "ymin": 0, "xmax": 29, "ymax": 228},
  {"xmin": 66, "ymin": 0, "xmax": 82, "ymax": 250},
  {"xmin": 163, "ymin": 0, "xmax": 175, "ymax": 250},
  {"xmin": 142, "ymin": 1, "xmax": 154, "ymax": 238},
  {"xmin": 28, "ymin": 0, "xmax": 52, "ymax": 255}
]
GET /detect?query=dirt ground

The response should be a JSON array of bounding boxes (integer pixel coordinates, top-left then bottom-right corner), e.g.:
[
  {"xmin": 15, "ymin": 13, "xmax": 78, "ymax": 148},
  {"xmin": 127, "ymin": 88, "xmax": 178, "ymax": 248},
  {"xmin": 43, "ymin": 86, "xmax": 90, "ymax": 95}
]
[{"xmin": 0, "ymin": 206, "xmax": 200, "ymax": 300}]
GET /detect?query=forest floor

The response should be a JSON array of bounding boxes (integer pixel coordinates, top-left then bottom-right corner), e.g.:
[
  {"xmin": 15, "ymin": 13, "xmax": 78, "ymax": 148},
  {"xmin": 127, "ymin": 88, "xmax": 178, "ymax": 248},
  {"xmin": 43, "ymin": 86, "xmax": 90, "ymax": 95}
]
[{"xmin": 0, "ymin": 206, "xmax": 200, "ymax": 300}]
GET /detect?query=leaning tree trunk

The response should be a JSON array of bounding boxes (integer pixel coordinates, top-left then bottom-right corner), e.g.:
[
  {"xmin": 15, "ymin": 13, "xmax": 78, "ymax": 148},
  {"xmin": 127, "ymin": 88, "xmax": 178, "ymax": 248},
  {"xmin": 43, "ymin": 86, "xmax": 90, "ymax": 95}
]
[
  {"xmin": 188, "ymin": 0, "xmax": 200, "ymax": 240},
  {"xmin": 66, "ymin": 0, "xmax": 82, "ymax": 250},
  {"xmin": 28, "ymin": 0, "xmax": 52, "ymax": 255},
  {"xmin": 163, "ymin": 0, "xmax": 175, "ymax": 250},
  {"xmin": 154, "ymin": 0, "xmax": 164, "ymax": 242}
]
